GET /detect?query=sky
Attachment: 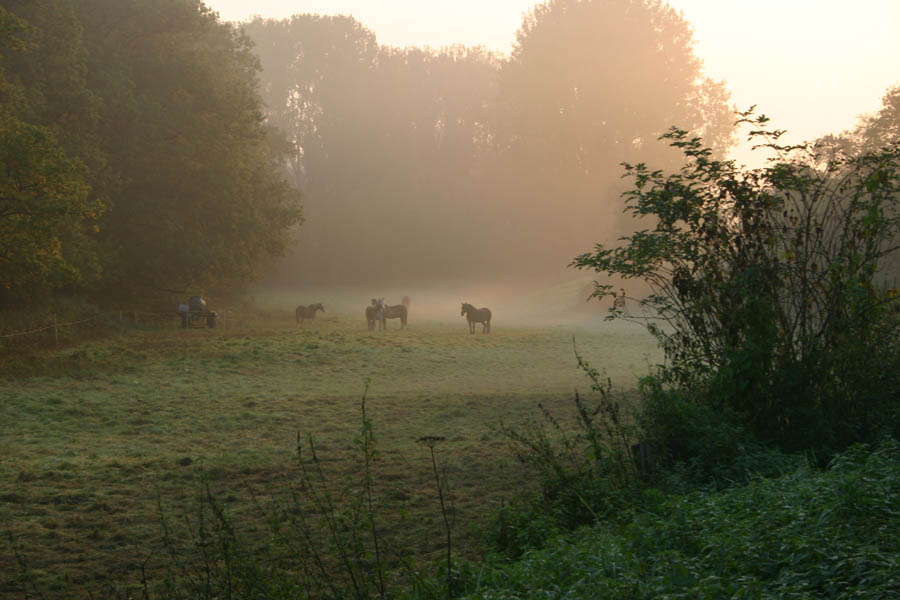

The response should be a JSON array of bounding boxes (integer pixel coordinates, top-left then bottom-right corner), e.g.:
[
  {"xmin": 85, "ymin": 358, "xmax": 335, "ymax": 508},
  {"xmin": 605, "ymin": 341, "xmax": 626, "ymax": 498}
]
[{"xmin": 204, "ymin": 0, "xmax": 900, "ymax": 165}]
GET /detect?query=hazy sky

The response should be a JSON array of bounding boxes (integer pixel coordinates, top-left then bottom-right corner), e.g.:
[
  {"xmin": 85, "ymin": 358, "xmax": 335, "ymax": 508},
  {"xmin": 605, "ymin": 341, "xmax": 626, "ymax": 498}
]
[{"xmin": 206, "ymin": 0, "xmax": 900, "ymax": 165}]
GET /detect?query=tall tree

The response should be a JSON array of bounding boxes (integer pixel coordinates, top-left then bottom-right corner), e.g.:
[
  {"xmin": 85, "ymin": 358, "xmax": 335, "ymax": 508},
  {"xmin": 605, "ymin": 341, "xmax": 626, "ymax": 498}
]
[
  {"xmin": 0, "ymin": 4, "xmax": 100, "ymax": 303},
  {"xmin": 488, "ymin": 0, "xmax": 735, "ymax": 278},
  {"xmin": 71, "ymin": 0, "xmax": 303, "ymax": 300},
  {"xmin": 245, "ymin": 1, "xmax": 734, "ymax": 287},
  {"xmin": 244, "ymin": 16, "xmax": 499, "ymax": 285}
]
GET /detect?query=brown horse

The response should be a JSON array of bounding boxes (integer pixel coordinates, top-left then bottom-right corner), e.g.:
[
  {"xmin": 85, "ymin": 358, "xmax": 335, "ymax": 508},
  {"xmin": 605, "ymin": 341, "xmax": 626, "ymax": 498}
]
[
  {"xmin": 296, "ymin": 302, "xmax": 325, "ymax": 326},
  {"xmin": 365, "ymin": 298, "xmax": 383, "ymax": 331},
  {"xmin": 382, "ymin": 300, "xmax": 408, "ymax": 329},
  {"xmin": 461, "ymin": 302, "xmax": 491, "ymax": 334}
]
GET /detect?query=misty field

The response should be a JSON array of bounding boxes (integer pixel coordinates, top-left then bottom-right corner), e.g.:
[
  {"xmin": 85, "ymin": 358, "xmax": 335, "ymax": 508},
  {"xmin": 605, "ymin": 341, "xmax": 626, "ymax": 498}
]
[{"xmin": 0, "ymin": 300, "xmax": 660, "ymax": 596}]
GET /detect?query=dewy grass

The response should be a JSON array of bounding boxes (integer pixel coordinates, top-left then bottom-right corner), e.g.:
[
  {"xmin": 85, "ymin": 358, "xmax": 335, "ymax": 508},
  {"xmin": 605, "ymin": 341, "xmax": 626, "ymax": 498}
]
[{"xmin": 0, "ymin": 310, "xmax": 659, "ymax": 597}]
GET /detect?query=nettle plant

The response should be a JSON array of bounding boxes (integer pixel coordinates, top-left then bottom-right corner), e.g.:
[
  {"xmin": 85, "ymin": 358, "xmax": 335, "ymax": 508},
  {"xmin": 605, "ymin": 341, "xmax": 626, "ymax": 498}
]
[{"xmin": 573, "ymin": 112, "xmax": 900, "ymax": 452}]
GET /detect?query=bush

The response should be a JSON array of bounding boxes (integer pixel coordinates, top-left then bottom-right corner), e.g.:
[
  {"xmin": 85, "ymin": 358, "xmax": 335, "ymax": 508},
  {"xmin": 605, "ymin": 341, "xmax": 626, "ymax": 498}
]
[
  {"xmin": 450, "ymin": 439, "xmax": 900, "ymax": 600},
  {"xmin": 573, "ymin": 113, "xmax": 900, "ymax": 459},
  {"xmin": 636, "ymin": 375, "xmax": 795, "ymax": 489},
  {"xmin": 492, "ymin": 347, "xmax": 641, "ymax": 540}
]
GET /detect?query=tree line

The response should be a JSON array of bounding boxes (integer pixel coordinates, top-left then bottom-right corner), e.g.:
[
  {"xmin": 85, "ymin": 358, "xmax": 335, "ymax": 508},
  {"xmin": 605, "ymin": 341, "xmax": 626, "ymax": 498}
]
[
  {"xmin": 13, "ymin": 0, "xmax": 892, "ymax": 306},
  {"xmin": 242, "ymin": 0, "xmax": 736, "ymax": 287},
  {"xmin": 0, "ymin": 0, "xmax": 302, "ymax": 307}
]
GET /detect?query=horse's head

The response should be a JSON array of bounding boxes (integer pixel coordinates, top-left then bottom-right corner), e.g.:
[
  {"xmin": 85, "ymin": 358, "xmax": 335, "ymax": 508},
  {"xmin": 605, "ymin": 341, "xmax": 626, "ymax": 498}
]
[
  {"xmin": 461, "ymin": 302, "xmax": 470, "ymax": 316},
  {"xmin": 313, "ymin": 302, "xmax": 325, "ymax": 313},
  {"xmin": 376, "ymin": 298, "xmax": 386, "ymax": 311}
]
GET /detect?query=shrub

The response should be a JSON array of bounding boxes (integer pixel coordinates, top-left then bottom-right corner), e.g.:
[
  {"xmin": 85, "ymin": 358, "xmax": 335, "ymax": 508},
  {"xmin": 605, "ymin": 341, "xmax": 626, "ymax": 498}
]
[
  {"xmin": 573, "ymin": 112, "xmax": 900, "ymax": 459},
  {"xmin": 492, "ymin": 346, "xmax": 639, "ymax": 538},
  {"xmin": 450, "ymin": 439, "xmax": 900, "ymax": 600},
  {"xmin": 636, "ymin": 374, "xmax": 795, "ymax": 489}
]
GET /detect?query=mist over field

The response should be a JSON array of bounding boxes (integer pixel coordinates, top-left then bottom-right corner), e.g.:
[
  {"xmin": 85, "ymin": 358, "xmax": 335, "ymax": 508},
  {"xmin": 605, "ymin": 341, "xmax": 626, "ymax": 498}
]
[
  {"xmin": 259, "ymin": 275, "xmax": 616, "ymax": 326},
  {"xmin": 4, "ymin": 0, "xmax": 900, "ymax": 598},
  {"xmin": 240, "ymin": 5, "xmax": 734, "ymax": 296}
]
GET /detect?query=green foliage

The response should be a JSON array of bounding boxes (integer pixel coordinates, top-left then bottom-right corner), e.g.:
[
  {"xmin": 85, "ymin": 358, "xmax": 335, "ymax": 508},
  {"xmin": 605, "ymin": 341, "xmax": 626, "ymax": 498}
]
[
  {"xmin": 493, "ymin": 347, "xmax": 638, "ymax": 539},
  {"xmin": 482, "ymin": 499, "xmax": 560, "ymax": 560},
  {"xmin": 0, "ymin": 1, "xmax": 303, "ymax": 306},
  {"xmin": 636, "ymin": 375, "xmax": 795, "ymax": 490},
  {"xmin": 71, "ymin": 0, "xmax": 303, "ymax": 299},
  {"xmin": 444, "ymin": 440, "xmax": 900, "ymax": 600},
  {"xmin": 0, "ymin": 4, "xmax": 101, "ymax": 302},
  {"xmin": 573, "ymin": 113, "xmax": 900, "ymax": 457},
  {"xmin": 0, "ymin": 114, "xmax": 97, "ymax": 298}
]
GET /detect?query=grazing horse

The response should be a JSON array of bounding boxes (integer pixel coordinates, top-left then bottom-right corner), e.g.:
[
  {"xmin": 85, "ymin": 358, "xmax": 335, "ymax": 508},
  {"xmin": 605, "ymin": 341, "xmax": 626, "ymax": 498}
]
[
  {"xmin": 365, "ymin": 298, "xmax": 385, "ymax": 331},
  {"xmin": 382, "ymin": 299, "xmax": 408, "ymax": 329},
  {"xmin": 461, "ymin": 302, "xmax": 491, "ymax": 334},
  {"xmin": 296, "ymin": 302, "xmax": 325, "ymax": 326}
]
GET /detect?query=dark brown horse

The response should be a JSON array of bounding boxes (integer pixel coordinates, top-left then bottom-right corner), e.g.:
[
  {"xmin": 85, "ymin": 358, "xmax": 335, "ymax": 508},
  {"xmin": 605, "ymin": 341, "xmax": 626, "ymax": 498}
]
[
  {"xmin": 365, "ymin": 298, "xmax": 383, "ymax": 331},
  {"xmin": 296, "ymin": 302, "xmax": 324, "ymax": 326},
  {"xmin": 461, "ymin": 302, "xmax": 491, "ymax": 334}
]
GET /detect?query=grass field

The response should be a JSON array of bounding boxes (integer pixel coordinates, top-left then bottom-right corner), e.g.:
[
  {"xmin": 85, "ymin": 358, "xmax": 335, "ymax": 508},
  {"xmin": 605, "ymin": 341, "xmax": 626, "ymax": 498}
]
[{"xmin": 0, "ymin": 291, "xmax": 660, "ymax": 597}]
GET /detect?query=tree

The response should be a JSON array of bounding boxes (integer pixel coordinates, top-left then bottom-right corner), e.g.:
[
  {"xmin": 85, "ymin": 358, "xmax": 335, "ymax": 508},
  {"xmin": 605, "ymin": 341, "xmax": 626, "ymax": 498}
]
[
  {"xmin": 70, "ymin": 0, "xmax": 303, "ymax": 299},
  {"xmin": 486, "ymin": 0, "xmax": 736, "ymax": 279},
  {"xmin": 573, "ymin": 113, "xmax": 900, "ymax": 455},
  {"xmin": 244, "ymin": 16, "xmax": 500, "ymax": 285},
  {"xmin": 0, "ymin": 4, "xmax": 100, "ymax": 302},
  {"xmin": 848, "ymin": 86, "xmax": 900, "ymax": 153},
  {"xmin": 0, "ymin": 116, "xmax": 95, "ymax": 295},
  {"xmin": 244, "ymin": 2, "xmax": 735, "ymax": 287}
]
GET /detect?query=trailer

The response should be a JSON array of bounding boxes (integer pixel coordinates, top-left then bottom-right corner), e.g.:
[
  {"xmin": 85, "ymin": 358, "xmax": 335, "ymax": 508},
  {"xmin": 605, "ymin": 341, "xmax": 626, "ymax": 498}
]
[{"xmin": 178, "ymin": 296, "xmax": 217, "ymax": 328}]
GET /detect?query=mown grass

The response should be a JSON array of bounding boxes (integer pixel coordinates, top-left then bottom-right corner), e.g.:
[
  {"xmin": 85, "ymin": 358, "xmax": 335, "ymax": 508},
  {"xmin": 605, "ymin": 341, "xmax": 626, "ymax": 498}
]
[{"xmin": 0, "ymin": 308, "xmax": 659, "ymax": 597}]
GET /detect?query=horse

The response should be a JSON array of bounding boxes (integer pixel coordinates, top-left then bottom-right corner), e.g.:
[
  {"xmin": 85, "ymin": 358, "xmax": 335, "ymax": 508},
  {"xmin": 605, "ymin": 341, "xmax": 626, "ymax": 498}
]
[
  {"xmin": 365, "ymin": 298, "xmax": 384, "ymax": 331},
  {"xmin": 382, "ymin": 299, "xmax": 408, "ymax": 329},
  {"xmin": 461, "ymin": 302, "xmax": 491, "ymax": 334},
  {"xmin": 296, "ymin": 302, "xmax": 325, "ymax": 326}
]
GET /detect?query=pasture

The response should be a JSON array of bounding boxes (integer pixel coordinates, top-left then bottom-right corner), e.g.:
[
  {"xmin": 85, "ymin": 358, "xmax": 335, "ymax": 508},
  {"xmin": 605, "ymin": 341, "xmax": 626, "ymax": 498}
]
[{"xmin": 0, "ymin": 294, "xmax": 660, "ymax": 597}]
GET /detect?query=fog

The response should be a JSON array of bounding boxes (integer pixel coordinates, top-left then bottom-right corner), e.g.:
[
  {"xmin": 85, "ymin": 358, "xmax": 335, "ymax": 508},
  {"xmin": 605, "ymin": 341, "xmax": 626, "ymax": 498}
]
[{"xmin": 241, "ymin": 3, "xmax": 734, "ymax": 304}]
